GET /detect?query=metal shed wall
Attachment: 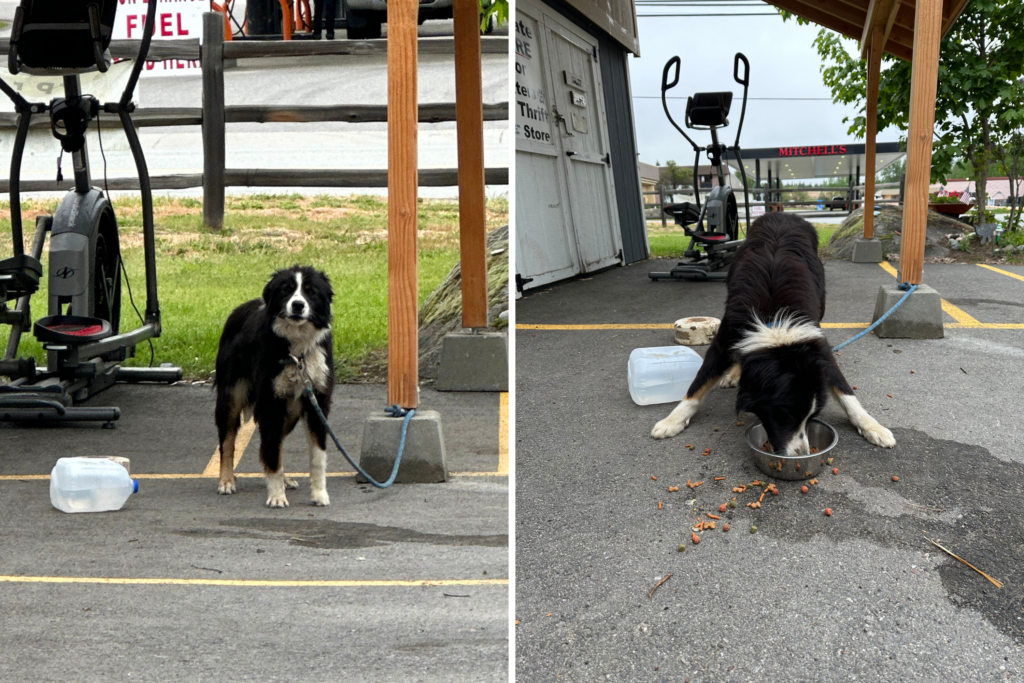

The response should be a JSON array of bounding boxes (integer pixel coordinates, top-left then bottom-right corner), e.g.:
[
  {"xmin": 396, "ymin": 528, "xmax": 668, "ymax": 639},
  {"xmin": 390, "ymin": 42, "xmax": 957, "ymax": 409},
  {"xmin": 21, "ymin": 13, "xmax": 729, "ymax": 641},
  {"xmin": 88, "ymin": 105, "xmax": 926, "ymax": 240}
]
[{"xmin": 542, "ymin": 0, "xmax": 649, "ymax": 265}]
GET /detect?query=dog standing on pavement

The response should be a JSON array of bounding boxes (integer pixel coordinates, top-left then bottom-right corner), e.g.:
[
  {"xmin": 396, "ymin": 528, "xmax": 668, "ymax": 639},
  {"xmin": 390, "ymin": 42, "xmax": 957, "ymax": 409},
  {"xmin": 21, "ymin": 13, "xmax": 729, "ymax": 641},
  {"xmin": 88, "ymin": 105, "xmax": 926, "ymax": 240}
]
[
  {"xmin": 214, "ymin": 265, "xmax": 335, "ymax": 507},
  {"xmin": 651, "ymin": 212, "xmax": 896, "ymax": 454}
]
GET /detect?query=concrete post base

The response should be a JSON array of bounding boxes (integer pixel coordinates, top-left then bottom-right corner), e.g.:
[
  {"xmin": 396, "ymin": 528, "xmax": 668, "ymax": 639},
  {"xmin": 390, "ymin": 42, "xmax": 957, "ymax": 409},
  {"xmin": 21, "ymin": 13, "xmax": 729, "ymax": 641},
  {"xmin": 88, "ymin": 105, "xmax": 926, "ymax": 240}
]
[
  {"xmin": 871, "ymin": 283, "xmax": 944, "ymax": 339},
  {"xmin": 358, "ymin": 410, "xmax": 448, "ymax": 484},
  {"xmin": 435, "ymin": 332, "xmax": 508, "ymax": 391},
  {"xmin": 851, "ymin": 239, "xmax": 884, "ymax": 263}
]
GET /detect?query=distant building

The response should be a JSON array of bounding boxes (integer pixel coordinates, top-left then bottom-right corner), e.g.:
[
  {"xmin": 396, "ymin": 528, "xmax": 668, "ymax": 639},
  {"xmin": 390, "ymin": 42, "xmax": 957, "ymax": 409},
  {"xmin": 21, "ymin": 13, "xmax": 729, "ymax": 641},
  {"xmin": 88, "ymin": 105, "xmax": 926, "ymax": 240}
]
[{"xmin": 933, "ymin": 178, "xmax": 1023, "ymax": 206}]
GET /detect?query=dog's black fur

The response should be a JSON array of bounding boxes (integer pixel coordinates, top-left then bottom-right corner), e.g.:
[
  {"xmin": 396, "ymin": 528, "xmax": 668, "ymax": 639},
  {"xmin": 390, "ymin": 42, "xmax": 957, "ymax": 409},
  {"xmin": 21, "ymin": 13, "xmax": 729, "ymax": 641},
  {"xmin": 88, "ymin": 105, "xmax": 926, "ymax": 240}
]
[
  {"xmin": 652, "ymin": 212, "xmax": 895, "ymax": 454},
  {"xmin": 214, "ymin": 265, "xmax": 336, "ymax": 507}
]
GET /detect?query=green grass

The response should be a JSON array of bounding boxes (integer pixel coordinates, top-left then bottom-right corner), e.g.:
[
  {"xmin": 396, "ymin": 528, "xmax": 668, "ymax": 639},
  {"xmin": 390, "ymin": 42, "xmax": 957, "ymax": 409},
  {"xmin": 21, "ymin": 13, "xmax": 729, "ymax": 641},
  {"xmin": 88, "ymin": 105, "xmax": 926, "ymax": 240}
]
[
  {"xmin": 646, "ymin": 221, "xmax": 838, "ymax": 258},
  {"xmin": 1, "ymin": 194, "xmax": 508, "ymax": 381}
]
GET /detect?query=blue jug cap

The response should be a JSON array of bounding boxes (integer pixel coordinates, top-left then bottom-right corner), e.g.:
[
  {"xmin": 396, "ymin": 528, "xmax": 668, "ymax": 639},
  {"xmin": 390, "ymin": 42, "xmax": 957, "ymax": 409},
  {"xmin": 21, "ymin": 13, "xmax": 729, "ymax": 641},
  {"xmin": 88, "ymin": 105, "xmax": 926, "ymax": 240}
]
[{"xmin": 132, "ymin": 479, "xmax": 139, "ymax": 494}]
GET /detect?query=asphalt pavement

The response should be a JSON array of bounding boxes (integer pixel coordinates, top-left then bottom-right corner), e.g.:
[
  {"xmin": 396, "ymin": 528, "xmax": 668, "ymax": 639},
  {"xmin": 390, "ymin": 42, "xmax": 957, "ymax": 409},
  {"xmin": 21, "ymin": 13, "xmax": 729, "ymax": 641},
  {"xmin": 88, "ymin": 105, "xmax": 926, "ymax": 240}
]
[
  {"xmin": 0, "ymin": 383, "xmax": 508, "ymax": 682},
  {"xmin": 515, "ymin": 258, "xmax": 1024, "ymax": 681}
]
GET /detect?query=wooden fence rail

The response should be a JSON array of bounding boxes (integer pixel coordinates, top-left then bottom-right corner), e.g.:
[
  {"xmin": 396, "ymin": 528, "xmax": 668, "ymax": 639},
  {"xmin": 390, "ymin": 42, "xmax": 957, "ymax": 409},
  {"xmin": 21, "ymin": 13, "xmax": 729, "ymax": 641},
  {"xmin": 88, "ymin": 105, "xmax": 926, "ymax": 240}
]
[
  {"xmin": 0, "ymin": 168, "xmax": 508, "ymax": 194},
  {"xmin": 0, "ymin": 36, "xmax": 509, "ymax": 62},
  {"xmin": 0, "ymin": 103, "xmax": 508, "ymax": 130}
]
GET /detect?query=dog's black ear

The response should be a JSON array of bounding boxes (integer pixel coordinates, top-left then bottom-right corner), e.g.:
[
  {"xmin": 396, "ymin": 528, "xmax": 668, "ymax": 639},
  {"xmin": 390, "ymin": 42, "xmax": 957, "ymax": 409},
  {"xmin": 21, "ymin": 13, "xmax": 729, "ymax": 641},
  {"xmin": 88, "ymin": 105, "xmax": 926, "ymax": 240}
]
[
  {"xmin": 262, "ymin": 270, "xmax": 284, "ymax": 305},
  {"xmin": 318, "ymin": 269, "xmax": 334, "ymax": 301}
]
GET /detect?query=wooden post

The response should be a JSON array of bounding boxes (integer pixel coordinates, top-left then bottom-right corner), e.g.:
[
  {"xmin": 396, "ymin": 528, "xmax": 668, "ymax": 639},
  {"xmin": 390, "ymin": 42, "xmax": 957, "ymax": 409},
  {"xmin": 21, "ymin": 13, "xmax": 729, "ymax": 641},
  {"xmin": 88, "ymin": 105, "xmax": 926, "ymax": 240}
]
[
  {"xmin": 453, "ymin": 0, "xmax": 487, "ymax": 329},
  {"xmin": 864, "ymin": 24, "xmax": 883, "ymax": 239},
  {"xmin": 388, "ymin": 0, "xmax": 419, "ymax": 409},
  {"xmin": 660, "ymin": 185, "xmax": 666, "ymax": 227},
  {"xmin": 899, "ymin": 0, "xmax": 943, "ymax": 285},
  {"xmin": 202, "ymin": 12, "xmax": 225, "ymax": 230}
]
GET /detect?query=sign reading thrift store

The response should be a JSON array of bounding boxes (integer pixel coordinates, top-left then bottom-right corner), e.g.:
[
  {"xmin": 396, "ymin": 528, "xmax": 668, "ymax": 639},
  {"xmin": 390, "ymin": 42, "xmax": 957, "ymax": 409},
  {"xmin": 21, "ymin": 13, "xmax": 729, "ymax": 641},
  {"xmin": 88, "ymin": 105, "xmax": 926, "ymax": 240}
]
[{"xmin": 112, "ymin": 0, "xmax": 209, "ymax": 77}]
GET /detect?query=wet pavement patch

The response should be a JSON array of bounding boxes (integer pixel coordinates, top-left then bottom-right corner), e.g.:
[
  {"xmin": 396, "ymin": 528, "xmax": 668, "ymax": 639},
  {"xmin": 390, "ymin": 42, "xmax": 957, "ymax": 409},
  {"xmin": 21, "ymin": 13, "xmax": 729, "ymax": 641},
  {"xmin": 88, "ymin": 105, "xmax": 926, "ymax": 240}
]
[
  {"xmin": 174, "ymin": 518, "xmax": 508, "ymax": 549},
  {"xmin": 744, "ymin": 425, "xmax": 1024, "ymax": 642}
]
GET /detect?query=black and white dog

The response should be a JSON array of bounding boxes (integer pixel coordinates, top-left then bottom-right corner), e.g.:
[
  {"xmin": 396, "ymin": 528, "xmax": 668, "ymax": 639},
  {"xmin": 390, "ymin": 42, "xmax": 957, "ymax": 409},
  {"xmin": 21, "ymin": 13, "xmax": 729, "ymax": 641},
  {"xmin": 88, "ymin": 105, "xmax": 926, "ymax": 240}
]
[
  {"xmin": 651, "ymin": 212, "xmax": 895, "ymax": 455},
  {"xmin": 214, "ymin": 265, "xmax": 335, "ymax": 507}
]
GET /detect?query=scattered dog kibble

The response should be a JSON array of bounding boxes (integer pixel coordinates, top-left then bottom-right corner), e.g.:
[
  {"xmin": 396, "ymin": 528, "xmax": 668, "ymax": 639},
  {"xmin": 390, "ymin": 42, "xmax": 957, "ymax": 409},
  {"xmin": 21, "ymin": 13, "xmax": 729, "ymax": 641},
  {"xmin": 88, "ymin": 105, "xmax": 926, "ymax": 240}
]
[
  {"xmin": 801, "ymin": 485, "xmax": 809, "ymax": 494},
  {"xmin": 891, "ymin": 476, "xmax": 899, "ymax": 482},
  {"xmin": 736, "ymin": 421, "xmax": 744, "ymax": 426},
  {"xmin": 749, "ymin": 525, "xmax": 758, "ymax": 534},
  {"xmin": 887, "ymin": 394, "xmax": 893, "ymax": 398},
  {"xmin": 651, "ymin": 476, "xmax": 657, "ymax": 480},
  {"xmin": 678, "ymin": 544, "xmax": 686, "ymax": 552},
  {"xmin": 910, "ymin": 370, "xmax": 915, "ymax": 374},
  {"xmin": 658, "ymin": 502, "xmax": 662, "ymax": 510},
  {"xmin": 719, "ymin": 504, "xmax": 728, "ymax": 513},
  {"xmin": 714, "ymin": 477, "xmax": 725, "ymax": 481},
  {"xmin": 713, "ymin": 427, "xmax": 719, "ymax": 432},
  {"xmin": 668, "ymin": 486, "xmax": 679, "ymax": 492},
  {"xmin": 728, "ymin": 500, "xmax": 737, "ymax": 509},
  {"xmin": 722, "ymin": 523, "xmax": 730, "ymax": 532},
  {"xmin": 832, "ymin": 467, "xmax": 839, "ymax": 475},
  {"xmin": 825, "ymin": 508, "xmax": 833, "ymax": 516},
  {"xmin": 692, "ymin": 533, "xmax": 701, "ymax": 545},
  {"xmin": 852, "ymin": 385, "xmax": 858, "ymax": 390},
  {"xmin": 826, "ymin": 457, "xmax": 834, "ymax": 465}
]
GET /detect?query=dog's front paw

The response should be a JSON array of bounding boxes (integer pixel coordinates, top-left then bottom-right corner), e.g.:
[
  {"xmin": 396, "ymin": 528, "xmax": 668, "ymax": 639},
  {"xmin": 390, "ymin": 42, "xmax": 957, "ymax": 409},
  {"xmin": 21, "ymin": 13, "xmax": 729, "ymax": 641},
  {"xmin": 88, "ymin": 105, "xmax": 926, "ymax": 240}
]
[
  {"xmin": 284, "ymin": 477, "xmax": 299, "ymax": 490},
  {"xmin": 310, "ymin": 489, "xmax": 330, "ymax": 507},
  {"xmin": 651, "ymin": 416, "xmax": 687, "ymax": 439},
  {"xmin": 719, "ymin": 375, "xmax": 739, "ymax": 388},
  {"xmin": 862, "ymin": 422, "xmax": 896, "ymax": 448},
  {"xmin": 266, "ymin": 493, "xmax": 290, "ymax": 508},
  {"xmin": 217, "ymin": 478, "xmax": 237, "ymax": 495}
]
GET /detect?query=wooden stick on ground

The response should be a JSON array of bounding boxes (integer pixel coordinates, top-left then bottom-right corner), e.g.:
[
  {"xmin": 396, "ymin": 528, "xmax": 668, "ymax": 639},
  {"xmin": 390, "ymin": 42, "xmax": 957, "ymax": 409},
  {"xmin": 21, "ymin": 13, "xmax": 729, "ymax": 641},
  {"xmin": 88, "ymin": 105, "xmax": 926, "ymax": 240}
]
[
  {"xmin": 924, "ymin": 535, "xmax": 1003, "ymax": 588},
  {"xmin": 649, "ymin": 573, "xmax": 673, "ymax": 599}
]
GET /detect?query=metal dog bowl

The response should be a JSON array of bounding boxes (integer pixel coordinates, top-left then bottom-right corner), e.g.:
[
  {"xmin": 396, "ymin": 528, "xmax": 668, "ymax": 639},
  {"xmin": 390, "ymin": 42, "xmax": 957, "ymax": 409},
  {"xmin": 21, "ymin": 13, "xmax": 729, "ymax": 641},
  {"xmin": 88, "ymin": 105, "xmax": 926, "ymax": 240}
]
[{"xmin": 745, "ymin": 419, "xmax": 838, "ymax": 481}]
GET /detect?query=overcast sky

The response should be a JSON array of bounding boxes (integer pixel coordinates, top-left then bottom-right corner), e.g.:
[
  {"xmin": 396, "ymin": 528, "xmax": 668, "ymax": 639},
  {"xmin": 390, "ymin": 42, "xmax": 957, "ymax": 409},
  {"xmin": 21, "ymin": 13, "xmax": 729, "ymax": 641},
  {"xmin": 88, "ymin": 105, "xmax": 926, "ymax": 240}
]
[{"xmin": 627, "ymin": 12, "xmax": 905, "ymax": 170}]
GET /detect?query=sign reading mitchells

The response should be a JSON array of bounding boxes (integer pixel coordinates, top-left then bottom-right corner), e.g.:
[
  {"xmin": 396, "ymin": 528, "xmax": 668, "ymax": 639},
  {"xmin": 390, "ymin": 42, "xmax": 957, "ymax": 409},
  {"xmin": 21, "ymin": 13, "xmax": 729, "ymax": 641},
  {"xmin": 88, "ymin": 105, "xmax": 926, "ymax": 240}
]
[
  {"xmin": 112, "ymin": 0, "xmax": 208, "ymax": 77},
  {"xmin": 515, "ymin": 17, "xmax": 553, "ymax": 146}
]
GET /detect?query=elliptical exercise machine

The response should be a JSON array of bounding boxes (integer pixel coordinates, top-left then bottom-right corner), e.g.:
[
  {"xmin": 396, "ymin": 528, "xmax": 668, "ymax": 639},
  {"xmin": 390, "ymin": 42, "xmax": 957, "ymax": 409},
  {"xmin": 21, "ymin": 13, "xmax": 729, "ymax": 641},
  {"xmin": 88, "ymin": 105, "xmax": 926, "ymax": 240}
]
[
  {"xmin": 649, "ymin": 53, "xmax": 752, "ymax": 281},
  {"xmin": 0, "ymin": 0, "xmax": 180, "ymax": 425}
]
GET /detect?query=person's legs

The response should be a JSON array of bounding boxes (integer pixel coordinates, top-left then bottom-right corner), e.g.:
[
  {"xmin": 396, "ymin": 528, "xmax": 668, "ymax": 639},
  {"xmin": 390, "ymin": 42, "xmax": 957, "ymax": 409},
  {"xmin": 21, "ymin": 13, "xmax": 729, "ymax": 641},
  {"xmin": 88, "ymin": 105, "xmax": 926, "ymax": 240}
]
[{"xmin": 312, "ymin": 0, "xmax": 324, "ymax": 37}]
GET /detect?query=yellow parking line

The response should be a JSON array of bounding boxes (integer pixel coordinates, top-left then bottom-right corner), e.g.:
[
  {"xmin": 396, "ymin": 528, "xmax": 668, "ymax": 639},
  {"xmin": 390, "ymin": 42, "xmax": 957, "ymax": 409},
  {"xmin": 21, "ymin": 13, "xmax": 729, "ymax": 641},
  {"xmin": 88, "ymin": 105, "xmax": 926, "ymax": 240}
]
[
  {"xmin": 202, "ymin": 418, "xmax": 256, "ymax": 476},
  {"xmin": 517, "ymin": 323, "xmax": 870, "ymax": 330},
  {"xmin": 0, "ymin": 471, "xmax": 507, "ymax": 482},
  {"xmin": 518, "ymin": 323, "xmax": 674, "ymax": 330},
  {"xmin": 498, "ymin": 392, "xmax": 508, "ymax": 476},
  {"xmin": 877, "ymin": 262, "xmax": 981, "ymax": 324},
  {"xmin": 978, "ymin": 263, "xmax": 1024, "ymax": 283},
  {"xmin": 0, "ymin": 575, "xmax": 508, "ymax": 588}
]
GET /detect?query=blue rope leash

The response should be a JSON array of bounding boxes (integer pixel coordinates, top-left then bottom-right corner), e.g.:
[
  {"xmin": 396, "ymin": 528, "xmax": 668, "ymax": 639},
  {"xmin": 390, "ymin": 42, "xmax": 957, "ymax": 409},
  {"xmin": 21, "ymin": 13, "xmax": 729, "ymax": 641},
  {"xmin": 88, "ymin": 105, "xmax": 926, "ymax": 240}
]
[
  {"xmin": 303, "ymin": 387, "xmax": 414, "ymax": 489},
  {"xmin": 831, "ymin": 282, "xmax": 918, "ymax": 354}
]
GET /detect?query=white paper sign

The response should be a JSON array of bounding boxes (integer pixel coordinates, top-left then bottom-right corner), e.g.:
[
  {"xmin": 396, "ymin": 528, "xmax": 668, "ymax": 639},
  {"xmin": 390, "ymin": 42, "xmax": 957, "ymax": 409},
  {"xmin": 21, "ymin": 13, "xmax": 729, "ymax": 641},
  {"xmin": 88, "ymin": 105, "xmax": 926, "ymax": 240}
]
[
  {"xmin": 112, "ymin": 0, "xmax": 208, "ymax": 77},
  {"xmin": 514, "ymin": 15, "xmax": 553, "ymax": 146}
]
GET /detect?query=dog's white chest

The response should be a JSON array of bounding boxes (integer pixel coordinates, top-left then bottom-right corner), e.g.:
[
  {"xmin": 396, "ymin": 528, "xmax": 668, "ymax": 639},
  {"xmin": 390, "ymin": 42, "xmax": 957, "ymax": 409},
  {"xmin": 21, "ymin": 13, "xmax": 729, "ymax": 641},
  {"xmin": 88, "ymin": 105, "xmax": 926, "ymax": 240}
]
[{"xmin": 273, "ymin": 346, "xmax": 329, "ymax": 400}]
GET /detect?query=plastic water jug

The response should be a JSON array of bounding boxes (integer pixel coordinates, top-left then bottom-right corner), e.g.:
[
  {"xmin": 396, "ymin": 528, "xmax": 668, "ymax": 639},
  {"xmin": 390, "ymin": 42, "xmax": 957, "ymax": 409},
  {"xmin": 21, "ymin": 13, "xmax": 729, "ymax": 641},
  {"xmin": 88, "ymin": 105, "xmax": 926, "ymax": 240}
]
[
  {"xmin": 627, "ymin": 346, "xmax": 704, "ymax": 406},
  {"xmin": 50, "ymin": 457, "xmax": 139, "ymax": 513}
]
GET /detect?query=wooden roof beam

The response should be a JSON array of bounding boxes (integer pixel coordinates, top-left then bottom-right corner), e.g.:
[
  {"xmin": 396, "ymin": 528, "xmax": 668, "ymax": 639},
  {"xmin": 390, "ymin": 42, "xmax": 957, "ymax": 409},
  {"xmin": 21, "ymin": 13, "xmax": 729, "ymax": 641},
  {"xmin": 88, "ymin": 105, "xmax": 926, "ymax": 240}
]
[{"xmin": 769, "ymin": 0, "xmax": 864, "ymax": 42}]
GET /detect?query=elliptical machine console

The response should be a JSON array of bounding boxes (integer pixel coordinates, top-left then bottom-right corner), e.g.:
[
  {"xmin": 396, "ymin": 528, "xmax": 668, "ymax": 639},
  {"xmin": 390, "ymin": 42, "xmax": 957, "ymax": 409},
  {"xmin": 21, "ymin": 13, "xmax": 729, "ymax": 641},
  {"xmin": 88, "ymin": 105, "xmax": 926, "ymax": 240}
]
[
  {"xmin": 649, "ymin": 53, "xmax": 752, "ymax": 281},
  {"xmin": 0, "ymin": 0, "xmax": 181, "ymax": 425}
]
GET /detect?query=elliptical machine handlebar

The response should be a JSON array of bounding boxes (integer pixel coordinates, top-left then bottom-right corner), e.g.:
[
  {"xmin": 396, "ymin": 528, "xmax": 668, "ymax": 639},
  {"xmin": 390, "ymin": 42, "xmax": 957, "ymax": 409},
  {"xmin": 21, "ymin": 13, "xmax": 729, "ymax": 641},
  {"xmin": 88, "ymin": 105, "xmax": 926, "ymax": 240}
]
[
  {"xmin": 661, "ymin": 56, "xmax": 700, "ymax": 154},
  {"xmin": 120, "ymin": 0, "xmax": 158, "ymax": 109},
  {"xmin": 729, "ymin": 52, "xmax": 751, "ymax": 231},
  {"xmin": 731, "ymin": 52, "xmax": 750, "ymax": 150}
]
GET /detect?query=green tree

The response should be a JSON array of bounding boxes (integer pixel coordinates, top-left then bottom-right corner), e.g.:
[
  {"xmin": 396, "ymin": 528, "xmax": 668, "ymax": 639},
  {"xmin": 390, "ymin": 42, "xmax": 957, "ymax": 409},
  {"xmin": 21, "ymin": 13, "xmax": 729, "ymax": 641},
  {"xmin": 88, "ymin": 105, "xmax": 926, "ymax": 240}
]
[
  {"xmin": 994, "ymin": 80, "xmax": 1024, "ymax": 230},
  {"xmin": 659, "ymin": 160, "xmax": 694, "ymax": 191},
  {"xmin": 796, "ymin": 0, "xmax": 1024, "ymax": 214}
]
